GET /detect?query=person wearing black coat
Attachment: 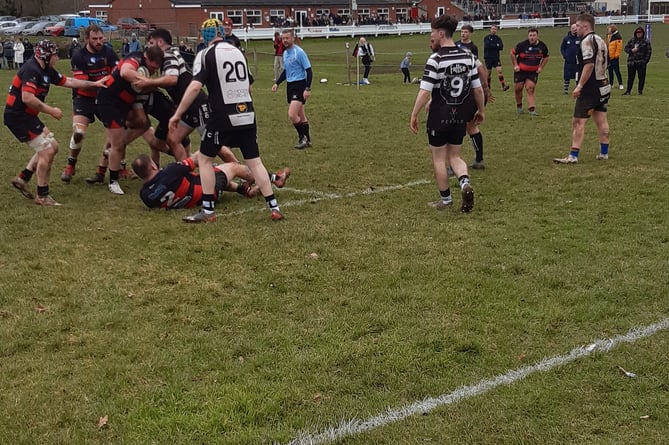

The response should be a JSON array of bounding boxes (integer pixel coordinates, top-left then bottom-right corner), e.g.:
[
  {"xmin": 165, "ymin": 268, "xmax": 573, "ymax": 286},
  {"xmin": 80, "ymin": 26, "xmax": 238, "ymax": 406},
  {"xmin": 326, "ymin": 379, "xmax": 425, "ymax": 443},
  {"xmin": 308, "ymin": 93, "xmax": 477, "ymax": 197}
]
[{"xmin": 622, "ymin": 26, "xmax": 652, "ymax": 95}]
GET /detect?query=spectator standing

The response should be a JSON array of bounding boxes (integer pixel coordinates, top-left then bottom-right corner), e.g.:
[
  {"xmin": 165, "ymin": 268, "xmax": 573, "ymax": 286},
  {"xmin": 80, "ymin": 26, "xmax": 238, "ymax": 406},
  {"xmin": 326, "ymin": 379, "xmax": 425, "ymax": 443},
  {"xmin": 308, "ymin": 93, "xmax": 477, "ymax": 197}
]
[
  {"xmin": 560, "ymin": 24, "xmax": 580, "ymax": 94},
  {"xmin": 196, "ymin": 37, "xmax": 205, "ymax": 52},
  {"xmin": 128, "ymin": 33, "xmax": 142, "ymax": 52},
  {"xmin": 354, "ymin": 37, "xmax": 374, "ymax": 84},
  {"xmin": 622, "ymin": 26, "xmax": 651, "ymax": 95},
  {"xmin": 553, "ymin": 13, "xmax": 610, "ymax": 164},
  {"xmin": 121, "ymin": 37, "xmax": 130, "ymax": 58},
  {"xmin": 13, "ymin": 37, "xmax": 24, "ymax": 68},
  {"xmin": 510, "ymin": 27, "xmax": 549, "ymax": 116},
  {"xmin": 400, "ymin": 51, "xmax": 412, "ymax": 83},
  {"xmin": 483, "ymin": 25, "xmax": 509, "ymax": 91},
  {"xmin": 606, "ymin": 25, "xmax": 624, "ymax": 89},
  {"xmin": 222, "ymin": 18, "xmax": 241, "ymax": 49},
  {"xmin": 68, "ymin": 38, "xmax": 81, "ymax": 59},
  {"xmin": 273, "ymin": 31, "xmax": 284, "ymax": 82},
  {"xmin": 272, "ymin": 28, "xmax": 313, "ymax": 149},
  {"xmin": 23, "ymin": 39, "xmax": 33, "ymax": 60}
]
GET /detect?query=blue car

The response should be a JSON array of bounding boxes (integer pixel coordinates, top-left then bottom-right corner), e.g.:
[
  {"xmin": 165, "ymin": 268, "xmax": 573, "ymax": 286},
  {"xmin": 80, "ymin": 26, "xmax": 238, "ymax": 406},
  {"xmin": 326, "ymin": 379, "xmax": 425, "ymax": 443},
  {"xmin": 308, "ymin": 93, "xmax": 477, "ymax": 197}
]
[{"xmin": 64, "ymin": 17, "xmax": 117, "ymax": 37}]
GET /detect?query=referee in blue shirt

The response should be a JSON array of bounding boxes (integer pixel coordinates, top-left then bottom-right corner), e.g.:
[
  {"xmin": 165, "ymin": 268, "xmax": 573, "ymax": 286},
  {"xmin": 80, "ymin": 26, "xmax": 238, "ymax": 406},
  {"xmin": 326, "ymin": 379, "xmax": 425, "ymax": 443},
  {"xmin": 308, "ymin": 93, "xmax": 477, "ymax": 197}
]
[{"xmin": 272, "ymin": 29, "xmax": 313, "ymax": 149}]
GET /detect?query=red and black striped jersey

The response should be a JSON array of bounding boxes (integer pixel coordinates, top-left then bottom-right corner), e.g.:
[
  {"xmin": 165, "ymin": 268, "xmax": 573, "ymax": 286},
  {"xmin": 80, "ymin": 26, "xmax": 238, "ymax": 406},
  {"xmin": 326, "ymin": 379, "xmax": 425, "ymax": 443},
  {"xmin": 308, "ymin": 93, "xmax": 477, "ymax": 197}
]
[
  {"xmin": 140, "ymin": 158, "xmax": 209, "ymax": 209},
  {"xmin": 71, "ymin": 44, "xmax": 118, "ymax": 99},
  {"xmin": 512, "ymin": 39, "xmax": 550, "ymax": 72},
  {"xmin": 97, "ymin": 51, "xmax": 144, "ymax": 105},
  {"xmin": 4, "ymin": 57, "xmax": 66, "ymax": 116}
]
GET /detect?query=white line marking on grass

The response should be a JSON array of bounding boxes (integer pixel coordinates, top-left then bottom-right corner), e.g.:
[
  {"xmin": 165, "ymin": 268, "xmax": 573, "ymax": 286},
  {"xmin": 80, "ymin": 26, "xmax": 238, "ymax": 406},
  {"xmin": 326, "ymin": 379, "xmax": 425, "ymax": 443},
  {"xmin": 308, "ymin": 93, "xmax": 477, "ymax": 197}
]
[
  {"xmin": 228, "ymin": 179, "xmax": 431, "ymax": 217},
  {"xmin": 281, "ymin": 318, "xmax": 669, "ymax": 445}
]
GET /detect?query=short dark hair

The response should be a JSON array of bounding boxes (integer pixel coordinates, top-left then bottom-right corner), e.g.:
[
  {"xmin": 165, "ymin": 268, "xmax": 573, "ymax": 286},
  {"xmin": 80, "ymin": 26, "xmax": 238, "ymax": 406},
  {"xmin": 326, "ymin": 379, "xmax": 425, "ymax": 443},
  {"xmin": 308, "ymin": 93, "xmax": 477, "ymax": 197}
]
[
  {"xmin": 85, "ymin": 24, "xmax": 102, "ymax": 38},
  {"xmin": 576, "ymin": 13, "xmax": 594, "ymax": 28},
  {"xmin": 132, "ymin": 154, "xmax": 152, "ymax": 180},
  {"xmin": 461, "ymin": 24, "xmax": 474, "ymax": 33},
  {"xmin": 148, "ymin": 28, "xmax": 173, "ymax": 46},
  {"xmin": 144, "ymin": 45, "xmax": 164, "ymax": 64},
  {"xmin": 528, "ymin": 27, "xmax": 539, "ymax": 34},
  {"xmin": 431, "ymin": 15, "xmax": 458, "ymax": 38}
]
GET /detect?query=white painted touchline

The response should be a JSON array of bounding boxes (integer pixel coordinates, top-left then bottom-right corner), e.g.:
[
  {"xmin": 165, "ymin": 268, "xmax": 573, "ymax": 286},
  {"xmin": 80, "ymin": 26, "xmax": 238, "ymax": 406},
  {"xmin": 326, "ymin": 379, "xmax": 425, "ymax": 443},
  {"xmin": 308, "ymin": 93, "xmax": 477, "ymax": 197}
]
[
  {"xmin": 280, "ymin": 317, "xmax": 669, "ymax": 445},
  {"xmin": 228, "ymin": 179, "xmax": 431, "ymax": 216}
]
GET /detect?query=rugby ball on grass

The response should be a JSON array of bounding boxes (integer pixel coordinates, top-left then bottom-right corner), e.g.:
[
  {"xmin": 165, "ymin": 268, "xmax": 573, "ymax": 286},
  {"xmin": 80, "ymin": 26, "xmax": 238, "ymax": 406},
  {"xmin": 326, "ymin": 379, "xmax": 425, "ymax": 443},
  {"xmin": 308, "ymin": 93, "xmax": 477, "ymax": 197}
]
[{"xmin": 320, "ymin": 78, "xmax": 328, "ymax": 83}]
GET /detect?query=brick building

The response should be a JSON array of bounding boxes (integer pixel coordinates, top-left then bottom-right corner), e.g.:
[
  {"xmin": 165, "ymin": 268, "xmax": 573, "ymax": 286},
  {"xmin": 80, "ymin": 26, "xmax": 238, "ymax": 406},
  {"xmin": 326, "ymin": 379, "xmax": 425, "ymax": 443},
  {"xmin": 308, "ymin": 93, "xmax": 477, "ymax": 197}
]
[{"xmin": 88, "ymin": 0, "xmax": 465, "ymax": 37}]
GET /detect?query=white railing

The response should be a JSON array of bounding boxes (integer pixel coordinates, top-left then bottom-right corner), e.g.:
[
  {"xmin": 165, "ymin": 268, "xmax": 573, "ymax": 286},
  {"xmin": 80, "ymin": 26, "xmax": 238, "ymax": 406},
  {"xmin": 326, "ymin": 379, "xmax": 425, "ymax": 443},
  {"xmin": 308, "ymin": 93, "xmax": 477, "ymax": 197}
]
[{"xmin": 236, "ymin": 15, "xmax": 667, "ymax": 41}]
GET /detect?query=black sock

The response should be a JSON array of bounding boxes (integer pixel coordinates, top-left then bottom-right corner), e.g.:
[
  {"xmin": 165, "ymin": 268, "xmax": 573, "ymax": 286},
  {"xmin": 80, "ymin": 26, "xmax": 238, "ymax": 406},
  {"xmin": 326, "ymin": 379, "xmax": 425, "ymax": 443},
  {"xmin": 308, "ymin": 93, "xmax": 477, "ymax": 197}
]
[
  {"xmin": 470, "ymin": 132, "xmax": 484, "ymax": 162},
  {"xmin": 264, "ymin": 193, "xmax": 279, "ymax": 210},
  {"xmin": 37, "ymin": 185, "xmax": 49, "ymax": 197},
  {"xmin": 20, "ymin": 168, "xmax": 34, "ymax": 182},
  {"xmin": 202, "ymin": 194, "xmax": 215, "ymax": 213},
  {"xmin": 303, "ymin": 122, "xmax": 310, "ymax": 141},
  {"xmin": 439, "ymin": 189, "xmax": 452, "ymax": 200},
  {"xmin": 109, "ymin": 170, "xmax": 119, "ymax": 182},
  {"xmin": 67, "ymin": 157, "xmax": 78, "ymax": 167},
  {"xmin": 293, "ymin": 123, "xmax": 303, "ymax": 139}
]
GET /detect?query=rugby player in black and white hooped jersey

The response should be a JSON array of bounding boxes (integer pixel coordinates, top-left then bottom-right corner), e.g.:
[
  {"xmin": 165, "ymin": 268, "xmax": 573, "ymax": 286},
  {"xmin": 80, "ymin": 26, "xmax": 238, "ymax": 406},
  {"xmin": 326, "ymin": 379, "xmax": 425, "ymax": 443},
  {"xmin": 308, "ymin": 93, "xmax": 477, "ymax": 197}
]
[
  {"xmin": 4, "ymin": 40, "xmax": 108, "ymax": 206},
  {"xmin": 60, "ymin": 24, "xmax": 119, "ymax": 184},
  {"xmin": 134, "ymin": 28, "xmax": 212, "ymax": 164},
  {"xmin": 169, "ymin": 19, "xmax": 284, "ymax": 223},
  {"xmin": 409, "ymin": 15, "xmax": 485, "ymax": 213}
]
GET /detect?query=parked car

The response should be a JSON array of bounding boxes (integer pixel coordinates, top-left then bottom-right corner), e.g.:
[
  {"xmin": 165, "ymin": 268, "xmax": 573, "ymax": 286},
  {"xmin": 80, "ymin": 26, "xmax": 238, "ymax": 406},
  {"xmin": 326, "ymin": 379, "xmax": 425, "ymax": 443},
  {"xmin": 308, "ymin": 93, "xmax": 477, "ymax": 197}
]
[
  {"xmin": 3, "ymin": 21, "xmax": 38, "ymax": 36},
  {"xmin": 45, "ymin": 20, "xmax": 66, "ymax": 36},
  {"xmin": 22, "ymin": 21, "xmax": 56, "ymax": 36},
  {"xmin": 117, "ymin": 17, "xmax": 153, "ymax": 32},
  {"xmin": 63, "ymin": 17, "xmax": 117, "ymax": 37},
  {"xmin": 0, "ymin": 21, "xmax": 18, "ymax": 34},
  {"xmin": 0, "ymin": 16, "xmax": 17, "ymax": 22},
  {"xmin": 16, "ymin": 17, "xmax": 37, "ymax": 23}
]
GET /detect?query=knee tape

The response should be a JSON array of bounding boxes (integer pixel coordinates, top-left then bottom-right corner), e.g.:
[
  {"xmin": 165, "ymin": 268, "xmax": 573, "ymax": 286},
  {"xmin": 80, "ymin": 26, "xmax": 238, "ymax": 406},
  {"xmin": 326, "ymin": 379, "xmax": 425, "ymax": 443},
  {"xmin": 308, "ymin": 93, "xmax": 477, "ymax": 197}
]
[
  {"xmin": 29, "ymin": 132, "xmax": 56, "ymax": 153},
  {"xmin": 70, "ymin": 123, "xmax": 87, "ymax": 150}
]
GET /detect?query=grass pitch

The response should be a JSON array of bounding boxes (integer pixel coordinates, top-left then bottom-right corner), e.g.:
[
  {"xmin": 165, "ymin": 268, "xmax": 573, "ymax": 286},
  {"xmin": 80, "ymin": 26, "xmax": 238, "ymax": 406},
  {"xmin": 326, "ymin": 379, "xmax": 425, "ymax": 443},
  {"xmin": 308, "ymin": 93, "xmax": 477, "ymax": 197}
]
[{"xmin": 1, "ymin": 24, "xmax": 668, "ymax": 444}]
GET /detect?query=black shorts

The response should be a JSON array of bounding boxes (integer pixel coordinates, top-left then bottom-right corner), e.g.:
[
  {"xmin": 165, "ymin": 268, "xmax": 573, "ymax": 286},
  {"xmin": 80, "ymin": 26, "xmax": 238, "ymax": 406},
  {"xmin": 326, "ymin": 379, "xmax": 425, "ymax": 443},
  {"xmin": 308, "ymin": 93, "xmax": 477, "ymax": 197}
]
[
  {"xmin": 214, "ymin": 169, "xmax": 229, "ymax": 198},
  {"xmin": 485, "ymin": 59, "xmax": 501, "ymax": 69},
  {"xmin": 574, "ymin": 84, "xmax": 610, "ymax": 119},
  {"xmin": 181, "ymin": 101, "xmax": 210, "ymax": 130},
  {"xmin": 200, "ymin": 125, "xmax": 259, "ymax": 160},
  {"xmin": 72, "ymin": 96, "xmax": 97, "ymax": 122},
  {"xmin": 96, "ymin": 100, "xmax": 131, "ymax": 129},
  {"xmin": 427, "ymin": 125, "xmax": 467, "ymax": 147},
  {"xmin": 514, "ymin": 70, "xmax": 539, "ymax": 84},
  {"xmin": 286, "ymin": 80, "xmax": 307, "ymax": 104},
  {"xmin": 4, "ymin": 112, "xmax": 44, "ymax": 143}
]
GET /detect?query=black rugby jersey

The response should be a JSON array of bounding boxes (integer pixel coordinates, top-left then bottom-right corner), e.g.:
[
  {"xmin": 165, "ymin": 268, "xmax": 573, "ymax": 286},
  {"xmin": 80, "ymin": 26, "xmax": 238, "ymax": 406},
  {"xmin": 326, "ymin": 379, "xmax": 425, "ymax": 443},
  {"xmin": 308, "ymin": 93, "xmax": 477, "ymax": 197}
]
[
  {"xmin": 5, "ymin": 57, "xmax": 66, "ymax": 116},
  {"xmin": 71, "ymin": 44, "xmax": 118, "ymax": 99}
]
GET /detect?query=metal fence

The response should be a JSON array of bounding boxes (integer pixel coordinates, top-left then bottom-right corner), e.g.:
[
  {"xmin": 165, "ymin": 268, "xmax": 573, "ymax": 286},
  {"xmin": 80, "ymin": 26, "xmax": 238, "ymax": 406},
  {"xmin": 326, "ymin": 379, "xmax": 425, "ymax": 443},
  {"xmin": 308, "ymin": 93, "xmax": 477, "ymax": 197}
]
[{"xmin": 223, "ymin": 14, "xmax": 666, "ymax": 42}]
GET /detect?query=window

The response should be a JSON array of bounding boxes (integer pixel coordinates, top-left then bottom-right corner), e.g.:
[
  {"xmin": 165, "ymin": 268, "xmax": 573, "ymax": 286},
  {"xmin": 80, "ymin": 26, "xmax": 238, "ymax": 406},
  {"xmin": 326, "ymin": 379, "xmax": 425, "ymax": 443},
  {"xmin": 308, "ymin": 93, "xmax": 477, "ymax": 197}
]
[
  {"xmin": 395, "ymin": 7, "xmax": 408, "ymax": 22},
  {"xmin": 269, "ymin": 9, "xmax": 285, "ymax": 26},
  {"xmin": 337, "ymin": 9, "xmax": 350, "ymax": 16},
  {"xmin": 95, "ymin": 11, "xmax": 108, "ymax": 20},
  {"xmin": 377, "ymin": 8, "xmax": 389, "ymax": 15},
  {"xmin": 210, "ymin": 11, "xmax": 224, "ymax": 21},
  {"xmin": 227, "ymin": 10, "xmax": 242, "ymax": 25},
  {"xmin": 246, "ymin": 10, "xmax": 261, "ymax": 25},
  {"xmin": 316, "ymin": 9, "xmax": 330, "ymax": 16}
]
